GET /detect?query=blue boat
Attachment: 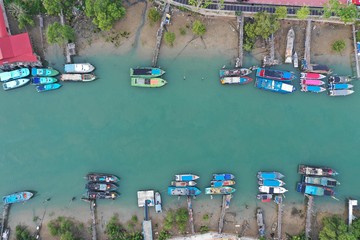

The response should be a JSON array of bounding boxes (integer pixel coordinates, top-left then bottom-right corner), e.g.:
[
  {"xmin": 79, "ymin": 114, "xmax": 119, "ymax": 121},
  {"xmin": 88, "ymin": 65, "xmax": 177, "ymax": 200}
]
[
  {"xmin": 328, "ymin": 83, "xmax": 353, "ymax": 90},
  {"xmin": 296, "ymin": 183, "xmax": 335, "ymax": 197},
  {"xmin": 31, "ymin": 68, "xmax": 59, "ymax": 77},
  {"xmin": 255, "ymin": 77, "xmax": 295, "ymax": 94},
  {"xmin": 213, "ymin": 173, "xmax": 235, "ymax": 181},
  {"xmin": 167, "ymin": 186, "xmax": 201, "ymax": 196},
  {"xmin": 36, "ymin": 83, "xmax": 62, "ymax": 92},
  {"xmin": 0, "ymin": 68, "xmax": 30, "ymax": 82},
  {"xmin": 3, "ymin": 191, "xmax": 33, "ymax": 204},
  {"xmin": 301, "ymin": 85, "xmax": 326, "ymax": 93},
  {"xmin": 258, "ymin": 179, "xmax": 285, "ymax": 187},
  {"xmin": 256, "ymin": 68, "xmax": 295, "ymax": 81},
  {"xmin": 175, "ymin": 174, "xmax": 199, "ymax": 181},
  {"xmin": 31, "ymin": 77, "xmax": 58, "ymax": 85},
  {"xmin": 257, "ymin": 171, "xmax": 284, "ymax": 180},
  {"xmin": 65, "ymin": 63, "xmax": 95, "ymax": 73}
]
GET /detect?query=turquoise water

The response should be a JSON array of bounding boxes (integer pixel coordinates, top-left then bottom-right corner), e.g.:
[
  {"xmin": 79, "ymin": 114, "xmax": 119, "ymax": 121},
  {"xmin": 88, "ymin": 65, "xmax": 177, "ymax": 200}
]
[{"xmin": 0, "ymin": 46, "xmax": 358, "ymax": 217}]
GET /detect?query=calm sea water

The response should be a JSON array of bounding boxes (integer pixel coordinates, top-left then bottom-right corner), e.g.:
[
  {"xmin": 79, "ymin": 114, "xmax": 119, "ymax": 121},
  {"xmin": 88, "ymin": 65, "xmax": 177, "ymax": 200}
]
[{"xmin": 0, "ymin": 46, "xmax": 358, "ymax": 217}]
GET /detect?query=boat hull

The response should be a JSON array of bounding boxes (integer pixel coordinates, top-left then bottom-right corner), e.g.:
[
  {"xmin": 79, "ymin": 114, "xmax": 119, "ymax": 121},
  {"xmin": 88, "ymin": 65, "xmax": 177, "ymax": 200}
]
[
  {"xmin": 86, "ymin": 173, "xmax": 119, "ymax": 183},
  {"xmin": 155, "ymin": 192, "xmax": 162, "ymax": 213},
  {"xmin": 60, "ymin": 73, "xmax": 97, "ymax": 82},
  {"xmin": 31, "ymin": 68, "xmax": 59, "ymax": 77},
  {"xmin": 298, "ymin": 165, "xmax": 338, "ymax": 176},
  {"xmin": 167, "ymin": 186, "xmax": 201, "ymax": 196},
  {"xmin": 3, "ymin": 78, "xmax": 30, "ymax": 90},
  {"xmin": 285, "ymin": 28, "xmax": 295, "ymax": 64},
  {"xmin": 301, "ymin": 85, "xmax": 326, "ymax": 93},
  {"xmin": 300, "ymin": 79, "xmax": 325, "ymax": 86},
  {"xmin": 131, "ymin": 78, "xmax": 167, "ymax": 87},
  {"xmin": 36, "ymin": 83, "xmax": 61, "ymax": 92},
  {"xmin": 87, "ymin": 191, "xmax": 118, "ymax": 200},
  {"xmin": 3, "ymin": 191, "xmax": 33, "ymax": 204},
  {"xmin": 255, "ymin": 77, "xmax": 295, "ymax": 93},
  {"xmin": 258, "ymin": 186, "xmax": 287, "ymax": 194},
  {"xmin": 0, "ymin": 68, "xmax": 30, "ymax": 82},
  {"xmin": 257, "ymin": 194, "xmax": 273, "ymax": 202},
  {"xmin": 256, "ymin": 68, "xmax": 295, "ymax": 81},
  {"xmin": 296, "ymin": 183, "xmax": 334, "ymax": 197},
  {"xmin": 205, "ymin": 187, "xmax": 236, "ymax": 195},
  {"xmin": 86, "ymin": 182, "xmax": 118, "ymax": 191},
  {"xmin": 171, "ymin": 181, "xmax": 197, "ymax": 187},
  {"xmin": 65, "ymin": 63, "xmax": 95, "ymax": 73},
  {"xmin": 219, "ymin": 68, "xmax": 252, "ymax": 77},
  {"xmin": 258, "ymin": 179, "xmax": 285, "ymax": 187},
  {"xmin": 213, "ymin": 173, "xmax": 235, "ymax": 181},
  {"xmin": 31, "ymin": 77, "xmax": 58, "ymax": 85},
  {"xmin": 175, "ymin": 174, "xmax": 199, "ymax": 181},
  {"xmin": 328, "ymin": 89, "xmax": 354, "ymax": 96},
  {"xmin": 211, "ymin": 180, "xmax": 235, "ymax": 187},
  {"xmin": 220, "ymin": 76, "xmax": 253, "ymax": 85},
  {"xmin": 302, "ymin": 176, "xmax": 339, "ymax": 187},
  {"xmin": 300, "ymin": 72, "xmax": 326, "ymax": 79},
  {"xmin": 328, "ymin": 83, "xmax": 353, "ymax": 90},
  {"xmin": 257, "ymin": 171, "xmax": 284, "ymax": 180},
  {"xmin": 130, "ymin": 67, "xmax": 165, "ymax": 78},
  {"xmin": 328, "ymin": 76, "xmax": 352, "ymax": 83}
]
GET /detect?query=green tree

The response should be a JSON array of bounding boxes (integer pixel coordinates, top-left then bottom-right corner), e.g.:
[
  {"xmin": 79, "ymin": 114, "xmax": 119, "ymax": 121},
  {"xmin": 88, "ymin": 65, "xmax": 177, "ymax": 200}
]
[
  {"xmin": 275, "ymin": 6, "xmax": 287, "ymax": 19},
  {"xmin": 148, "ymin": 7, "xmax": 161, "ymax": 24},
  {"xmin": 43, "ymin": 0, "xmax": 75, "ymax": 16},
  {"xmin": 296, "ymin": 6, "xmax": 310, "ymax": 20},
  {"xmin": 85, "ymin": 0, "xmax": 126, "ymax": 31},
  {"xmin": 164, "ymin": 32, "xmax": 176, "ymax": 46},
  {"xmin": 188, "ymin": 0, "xmax": 212, "ymax": 8},
  {"xmin": 332, "ymin": 40, "xmax": 346, "ymax": 53},
  {"xmin": 337, "ymin": 4, "xmax": 358, "ymax": 24},
  {"xmin": 199, "ymin": 225, "xmax": 209, "ymax": 234},
  {"xmin": 158, "ymin": 230, "xmax": 171, "ymax": 240},
  {"xmin": 350, "ymin": 218, "xmax": 360, "ymax": 238},
  {"xmin": 323, "ymin": 0, "xmax": 340, "ymax": 18},
  {"xmin": 319, "ymin": 216, "xmax": 356, "ymax": 240},
  {"xmin": 192, "ymin": 20, "xmax": 206, "ymax": 36},
  {"xmin": 15, "ymin": 225, "xmax": 36, "ymax": 240},
  {"xmin": 246, "ymin": 12, "xmax": 280, "ymax": 40},
  {"xmin": 7, "ymin": 2, "xmax": 34, "ymax": 29},
  {"xmin": 175, "ymin": 208, "xmax": 189, "ymax": 233},
  {"xmin": 163, "ymin": 210, "xmax": 175, "ymax": 230},
  {"xmin": 47, "ymin": 216, "xmax": 82, "ymax": 240},
  {"xmin": 46, "ymin": 22, "xmax": 75, "ymax": 45}
]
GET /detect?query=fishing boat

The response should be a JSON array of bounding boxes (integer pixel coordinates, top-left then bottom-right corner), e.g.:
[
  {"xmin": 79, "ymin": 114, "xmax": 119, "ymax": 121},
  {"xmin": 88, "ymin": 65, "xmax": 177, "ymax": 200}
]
[
  {"xmin": 3, "ymin": 191, "xmax": 33, "ymax": 204},
  {"xmin": 205, "ymin": 186, "xmax": 236, "ymax": 195},
  {"xmin": 301, "ymin": 85, "xmax": 326, "ymax": 93},
  {"xmin": 31, "ymin": 68, "xmax": 59, "ymax": 77},
  {"xmin": 86, "ymin": 173, "xmax": 119, "ymax": 183},
  {"xmin": 211, "ymin": 180, "xmax": 236, "ymax": 187},
  {"xmin": 257, "ymin": 171, "xmax": 284, "ymax": 180},
  {"xmin": 256, "ymin": 208, "xmax": 265, "ymax": 237},
  {"xmin": 258, "ymin": 186, "xmax": 288, "ymax": 194},
  {"xmin": 60, "ymin": 73, "xmax": 97, "ymax": 82},
  {"xmin": 213, "ymin": 173, "xmax": 235, "ymax": 181},
  {"xmin": 86, "ymin": 182, "xmax": 118, "ymax": 191},
  {"xmin": 256, "ymin": 68, "xmax": 295, "ymax": 81},
  {"xmin": 258, "ymin": 179, "xmax": 285, "ymax": 187},
  {"xmin": 167, "ymin": 186, "xmax": 201, "ymax": 196},
  {"xmin": 65, "ymin": 63, "xmax": 95, "ymax": 73},
  {"xmin": 328, "ymin": 89, "xmax": 354, "ymax": 96},
  {"xmin": 293, "ymin": 52, "xmax": 299, "ymax": 68},
  {"xmin": 3, "ymin": 78, "xmax": 30, "ymax": 90},
  {"xmin": 255, "ymin": 78, "xmax": 296, "ymax": 94},
  {"xmin": 220, "ymin": 76, "xmax": 253, "ymax": 85},
  {"xmin": 219, "ymin": 68, "xmax": 252, "ymax": 77},
  {"xmin": 130, "ymin": 67, "xmax": 165, "ymax": 78},
  {"xmin": 301, "ymin": 59, "xmax": 331, "ymax": 74},
  {"xmin": 328, "ymin": 83, "xmax": 353, "ymax": 90},
  {"xmin": 155, "ymin": 192, "xmax": 162, "ymax": 213},
  {"xmin": 31, "ymin": 77, "xmax": 58, "ymax": 85},
  {"xmin": 170, "ymin": 181, "xmax": 197, "ymax": 187},
  {"xmin": 302, "ymin": 176, "xmax": 340, "ymax": 187},
  {"xmin": 300, "ymin": 79, "xmax": 325, "ymax": 86},
  {"xmin": 328, "ymin": 76, "xmax": 353, "ymax": 83},
  {"xmin": 298, "ymin": 164, "xmax": 338, "ymax": 176},
  {"xmin": 175, "ymin": 174, "xmax": 199, "ymax": 181},
  {"xmin": 36, "ymin": 83, "xmax": 61, "ymax": 92},
  {"xmin": 296, "ymin": 183, "xmax": 335, "ymax": 197},
  {"xmin": 285, "ymin": 28, "xmax": 295, "ymax": 64},
  {"xmin": 131, "ymin": 78, "xmax": 167, "ymax": 88},
  {"xmin": 87, "ymin": 191, "xmax": 118, "ymax": 200},
  {"xmin": 0, "ymin": 68, "xmax": 30, "ymax": 82},
  {"xmin": 300, "ymin": 72, "xmax": 326, "ymax": 79},
  {"xmin": 256, "ymin": 194, "xmax": 273, "ymax": 202}
]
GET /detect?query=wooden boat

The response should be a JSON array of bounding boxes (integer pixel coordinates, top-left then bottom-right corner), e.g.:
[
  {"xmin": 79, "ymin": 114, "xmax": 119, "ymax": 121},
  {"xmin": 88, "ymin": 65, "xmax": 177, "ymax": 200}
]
[
  {"xmin": 86, "ymin": 182, "xmax": 117, "ymax": 191},
  {"xmin": 256, "ymin": 208, "xmax": 265, "ymax": 237},
  {"xmin": 175, "ymin": 174, "xmax": 199, "ymax": 181},
  {"xmin": 3, "ymin": 191, "xmax": 33, "ymax": 204},
  {"xmin": 86, "ymin": 173, "xmax": 119, "ymax": 183},
  {"xmin": 328, "ymin": 76, "xmax": 353, "ymax": 83},
  {"xmin": 257, "ymin": 171, "xmax": 284, "ymax": 180},
  {"xmin": 31, "ymin": 77, "xmax": 57, "ymax": 85},
  {"xmin": 211, "ymin": 180, "xmax": 236, "ymax": 187},
  {"xmin": 301, "ymin": 59, "xmax": 331, "ymax": 74},
  {"xmin": 300, "ymin": 79, "xmax": 325, "ymax": 86},
  {"xmin": 131, "ymin": 78, "xmax": 167, "ymax": 88},
  {"xmin": 258, "ymin": 186, "xmax": 288, "ymax": 194},
  {"xmin": 213, "ymin": 173, "xmax": 235, "ymax": 181},
  {"xmin": 296, "ymin": 183, "xmax": 335, "ymax": 197},
  {"xmin": 170, "ymin": 181, "xmax": 197, "ymax": 187},
  {"xmin": 155, "ymin": 192, "xmax": 162, "ymax": 213},
  {"xmin": 256, "ymin": 68, "xmax": 295, "ymax": 81},
  {"xmin": 300, "ymin": 72, "xmax": 326, "ymax": 79},
  {"xmin": 130, "ymin": 67, "xmax": 165, "ymax": 78},
  {"xmin": 205, "ymin": 186, "xmax": 236, "ymax": 195},
  {"xmin": 328, "ymin": 83, "xmax": 353, "ymax": 90},
  {"xmin": 328, "ymin": 89, "xmax": 354, "ymax": 96},
  {"xmin": 65, "ymin": 63, "xmax": 95, "ymax": 73},
  {"xmin": 302, "ymin": 176, "xmax": 340, "ymax": 187},
  {"xmin": 3, "ymin": 78, "xmax": 30, "ymax": 90},
  {"xmin": 255, "ymin": 78, "xmax": 296, "ymax": 94},
  {"xmin": 167, "ymin": 186, "xmax": 201, "ymax": 196},
  {"xmin": 298, "ymin": 164, "xmax": 338, "ymax": 176},
  {"xmin": 293, "ymin": 52, "xmax": 299, "ymax": 68},
  {"xmin": 301, "ymin": 85, "xmax": 326, "ymax": 93},
  {"xmin": 256, "ymin": 193, "xmax": 273, "ymax": 202},
  {"xmin": 0, "ymin": 68, "xmax": 30, "ymax": 82},
  {"xmin": 258, "ymin": 179, "xmax": 285, "ymax": 187},
  {"xmin": 31, "ymin": 68, "xmax": 59, "ymax": 77},
  {"xmin": 36, "ymin": 83, "xmax": 61, "ymax": 92},
  {"xmin": 60, "ymin": 73, "xmax": 97, "ymax": 82},
  {"xmin": 219, "ymin": 68, "xmax": 252, "ymax": 77},
  {"xmin": 220, "ymin": 76, "xmax": 253, "ymax": 85},
  {"xmin": 285, "ymin": 28, "xmax": 295, "ymax": 64},
  {"xmin": 87, "ymin": 191, "xmax": 118, "ymax": 200}
]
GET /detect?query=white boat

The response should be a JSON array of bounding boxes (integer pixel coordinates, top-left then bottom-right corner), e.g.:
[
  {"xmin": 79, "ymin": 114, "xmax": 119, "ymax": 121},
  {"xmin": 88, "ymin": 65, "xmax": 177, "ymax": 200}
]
[
  {"xmin": 171, "ymin": 181, "xmax": 197, "ymax": 187},
  {"xmin": 155, "ymin": 192, "xmax": 162, "ymax": 213},
  {"xmin": 175, "ymin": 174, "xmax": 199, "ymax": 181},
  {"xmin": 258, "ymin": 186, "xmax": 288, "ymax": 194},
  {"xmin": 293, "ymin": 52, "xmax": 298, "ymax": 68},
  {"xmin": 64, "ymin": 63, "xmax": 95, "ymax": 73},
  {"xmin": 285, "ymin": 28, "xmax": 295, "ymax": 64},
  {"xmin": 2, "ymin": 78, "xmax": 30, "ymax": 90},
  {"xmin": 60, "ymin": 73, "xmax": 96, "ymax": 82}
]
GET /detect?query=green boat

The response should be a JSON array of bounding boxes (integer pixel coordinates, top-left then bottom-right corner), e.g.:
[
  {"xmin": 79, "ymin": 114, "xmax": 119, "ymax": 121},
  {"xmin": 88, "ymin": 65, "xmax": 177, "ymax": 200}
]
[
  {"xmin": 130, "ymin": 67, "xmax": 165, "ymax": 78},
  {"xmin": 31, "ymin": 68, "xmax": 59, "ymax": 77},
  {"xmin": 131, "ymin": 78, "xmax": 167, "ymax": 88}
]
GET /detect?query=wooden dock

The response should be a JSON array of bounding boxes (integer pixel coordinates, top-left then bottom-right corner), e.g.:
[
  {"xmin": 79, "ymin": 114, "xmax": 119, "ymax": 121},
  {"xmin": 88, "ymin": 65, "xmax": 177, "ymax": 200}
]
[
  {"xmin": 348, "ymin": 199, "xmax": 358, "ymax": 226},
  {"xmin": 305, "ymin": 195, "xmax": 314, "ymax": 239},
  {"xmin": 352, "ymin": 24, "xmax": 360, "ymax": 78},
  {"xmin": 187, "ymin": 196, "xmax": 195, "ymax": 234},
  {"xmin": 152, "ymin": 3, "xmax": 170, "ymax": 67},
  {"xmin": 218, "ymin": 194, "xmax": 232, "ymax": 233},
  {"xmin": 304, "ymin": 20, "xmax": 312, "ymax": 65},
  {"xmin": 0, "ymin": 204, "xmax": 9, "ymax": 236},
  {"xmin": 90, "ymin": 200, "xmax": 97, "ymax": 240},
  {"xmin": 235, "ymin": 15, "xmax": 244, "ymax": 68},
  {"xmin": 277, "ymin": 200, "xmax": 283, "ymax": 240},
  {"xmin": 262, "ymin": 34, "xmax": 279, "ymax": 67}
]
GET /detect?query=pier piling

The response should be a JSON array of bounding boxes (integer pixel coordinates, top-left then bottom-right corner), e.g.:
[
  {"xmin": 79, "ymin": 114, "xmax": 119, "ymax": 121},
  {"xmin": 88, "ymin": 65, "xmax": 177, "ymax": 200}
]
[
  {"xmin": 304, "ymin": 20, "xmax": 312, "ymax": 65},
  {"xmin": 235, "ymin": 16, "xmax": 244, "ymax": 68},
  {"xmin": 187, "ymin": 196, "xmax": 195, "ymax": 234},
  {"xmin": 152, "ymin": 3, "xmax": 170, "ymax": 67}
]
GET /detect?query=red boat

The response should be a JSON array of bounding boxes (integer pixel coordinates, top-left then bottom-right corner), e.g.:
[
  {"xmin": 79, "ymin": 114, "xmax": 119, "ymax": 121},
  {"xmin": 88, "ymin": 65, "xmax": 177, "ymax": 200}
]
[
  {"xmin": 300, "ymin": 72, "xmax": 326, "ymax": 79},
  {"xmin": 257, "ymin": 194, "xmax": 273, "ymax": 202}
]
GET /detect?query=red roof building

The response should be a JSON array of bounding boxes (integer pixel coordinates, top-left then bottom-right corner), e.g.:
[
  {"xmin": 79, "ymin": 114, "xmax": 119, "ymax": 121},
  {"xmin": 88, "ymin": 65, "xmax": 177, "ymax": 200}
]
[{"xmin": 353, "ymin": 0, "xmax": 360, "ymax": 5}]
